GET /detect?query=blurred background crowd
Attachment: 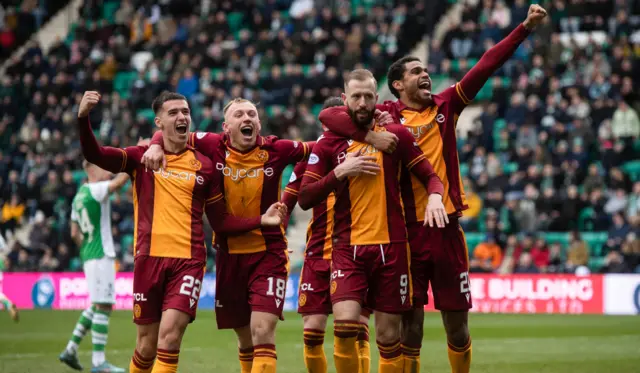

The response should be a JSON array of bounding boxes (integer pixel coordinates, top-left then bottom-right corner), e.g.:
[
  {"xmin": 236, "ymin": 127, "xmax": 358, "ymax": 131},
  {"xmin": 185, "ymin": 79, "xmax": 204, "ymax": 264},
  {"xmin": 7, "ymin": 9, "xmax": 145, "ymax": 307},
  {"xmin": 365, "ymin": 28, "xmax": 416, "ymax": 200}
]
[{"xmin": 0, "ymin": 0, "xmax": 639, "ymax": 276}]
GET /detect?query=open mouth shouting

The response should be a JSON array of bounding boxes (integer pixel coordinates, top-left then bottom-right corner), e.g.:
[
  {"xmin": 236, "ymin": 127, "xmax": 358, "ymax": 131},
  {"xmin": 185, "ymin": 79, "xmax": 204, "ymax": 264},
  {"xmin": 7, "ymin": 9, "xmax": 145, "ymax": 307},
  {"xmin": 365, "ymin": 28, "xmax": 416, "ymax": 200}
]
[
  {"xmin": 176, "ymin": 122, "xmax": 188, "ymax": 135},
  {"xmin": 418, "ymin": 79, "xmax": 431, "ymax": 95},
  {"xmin": 240, "ymin": 122, "xmax": 254, "ymax": 139}
]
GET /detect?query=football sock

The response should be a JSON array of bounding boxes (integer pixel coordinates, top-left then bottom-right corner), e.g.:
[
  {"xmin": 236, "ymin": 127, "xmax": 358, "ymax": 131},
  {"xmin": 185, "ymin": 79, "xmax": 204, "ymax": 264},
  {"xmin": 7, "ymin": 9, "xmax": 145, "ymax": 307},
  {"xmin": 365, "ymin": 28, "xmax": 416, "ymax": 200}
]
[
  {"xmin": 401, "ymin": 343, "xmax": 421, "ymax": 373},
  {"xmin": 333, "ymin": 320, "xmax": 360, "ymax": 373},
  {"xmin": 303, "ymin": 328, "xmax": 327, "ymax": 373},
  {"xmin": 91, "ymin": 308, "xmax": 110, "ymax": 366},
  {"xmin": 0, "ymin": 294, "xmax": 13, "ymax": 309},
  {"xmin": 66, "ymin": 306, "xmax": 94, "ymax": 354},
  {"xmin": 378, "ymin": 340, "xmax": 403, "ymax": 373},
  {"xmin": 357, "ymin": 322, "xmax": 371, "ymax": 373},
  {"xmin": 239, "ymin": 346, "xmax": 254, "ymax": 373},
  {"xmin": 129, "ymin": 349, "xmax": 155, "ymax": 373},
  {"xmin": 151, "ymin": 348, "xmax": 179, "ymax": 373},
  {"xmin": 447, "ymin": 338, "xmax": 472, "ymax": 373},
  {"xmin": 252, "ymin": 344, "xmax": 277, "ymax": 373}
]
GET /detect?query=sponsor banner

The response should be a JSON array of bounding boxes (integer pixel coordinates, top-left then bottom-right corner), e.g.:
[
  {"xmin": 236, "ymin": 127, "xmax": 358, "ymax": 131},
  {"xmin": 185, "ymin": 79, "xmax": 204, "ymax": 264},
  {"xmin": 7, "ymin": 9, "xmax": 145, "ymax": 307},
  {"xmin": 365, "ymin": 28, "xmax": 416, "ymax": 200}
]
[
  {"xmin": 424, "ymin": 274, "xmax": 604, "ymax": 314},
  {"xmin": 0, "ymin": 272, "xmax": 301, "ymax": 312},
  {"xmin": 603, "ymin": 274, "xmax": 640, "ymax": 315}
]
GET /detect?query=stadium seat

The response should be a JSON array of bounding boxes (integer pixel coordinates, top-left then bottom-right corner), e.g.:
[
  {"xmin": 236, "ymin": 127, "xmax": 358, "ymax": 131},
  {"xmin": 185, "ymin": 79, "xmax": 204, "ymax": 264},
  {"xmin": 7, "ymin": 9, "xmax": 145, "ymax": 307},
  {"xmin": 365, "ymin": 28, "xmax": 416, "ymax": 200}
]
[
  {"xmin": 227, "ymin": 12, "xmax": 244, "ymax": 33},
  {"xmin": 503, "ymin": 162, "xmax": 519, "ymax": 174},
  {"xmin": 581, "ymin": 232, "xmax": 608, "ymax": 257},
  {"xmin": 621, "ymin": 160, "xmax": 640, "ymax": 182},
  {"xmin": 464, "ymin": 232, "xmax": 485, "ymax": 253},
  {"xmin": 113, "ymin": 71, "xmax": 137, "ymax": 99},
  {"xmin": 121, "ymin": 234, "xmax": 134, "ymax": 252},
  {"xmin": 101, "ymin": 0, "xmax": 120, "ymax": 24},
  {"xmin": 137, "ymin": 108, "xmax": 155, "ymax": 124},
  {"xmin": 542, "ymin": 232, "xmax": 570, "ymax": 248}
]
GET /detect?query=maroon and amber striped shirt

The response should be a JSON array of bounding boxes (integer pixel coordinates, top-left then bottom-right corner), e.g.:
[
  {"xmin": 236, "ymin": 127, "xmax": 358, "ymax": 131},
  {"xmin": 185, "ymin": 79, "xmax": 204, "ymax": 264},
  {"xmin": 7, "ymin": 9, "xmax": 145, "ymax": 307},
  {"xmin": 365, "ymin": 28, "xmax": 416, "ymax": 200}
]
[
  {"xmin": 152, "ymin": 131, "xmax": 313, "ymax": 254},
  {"xmin": 323, "ymin": 23, "xmax": 531, "ymax": 222},
  {"xmin": 282, "ymin": 161, "xmax": 334, "ymax": 261},
  {"xmin": 298, "ymin": 114, "xmax": 443, "ymax": 247},
  {"xmin": 78, "ymin": 117, "xmax": 262, "ymax": 262}
]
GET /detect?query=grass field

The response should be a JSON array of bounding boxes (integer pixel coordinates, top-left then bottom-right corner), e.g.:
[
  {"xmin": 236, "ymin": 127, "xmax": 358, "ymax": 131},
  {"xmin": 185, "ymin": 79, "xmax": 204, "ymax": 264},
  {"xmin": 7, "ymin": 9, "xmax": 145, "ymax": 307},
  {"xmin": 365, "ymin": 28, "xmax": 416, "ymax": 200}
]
[{"xmin": 1, "ymin": 311, "xmax": 639, "ymax": 372}]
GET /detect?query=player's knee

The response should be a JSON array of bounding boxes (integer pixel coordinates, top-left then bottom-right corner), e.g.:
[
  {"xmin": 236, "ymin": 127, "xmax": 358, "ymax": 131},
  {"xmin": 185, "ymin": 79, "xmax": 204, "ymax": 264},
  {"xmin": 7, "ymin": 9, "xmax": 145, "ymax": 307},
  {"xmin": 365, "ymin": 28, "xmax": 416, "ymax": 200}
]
[
  {"xmin": 136, "ymin": 330, "xmax": 158, "ymax": 357},
  {"xmin": 303, "ymin": 315, "xmax": 328, "ymax": 331},
  {"xmin": 375, "ymin": 315, "xmax": 402, "ymax": 344},
  {"xmin": 234, "ymin": 326, "xmax": 253, "ymax": 349},
  {"xmin": 403, "ymin": 317, "xmax": 424, "ymax": 343},
  {"xmin": 158, "ymin": 325, "xmax": 186, "ymax": 350},
  {"xmin": 250, "ymin": 318, "xmax": 277, "ymax": 344},
  {"xmin": 94, "ymin": 303, "xmax": 113, "ymax": 313},
  {"xmin": 442, "ymin": 311, "xmax": 469, "ymax": 347}
]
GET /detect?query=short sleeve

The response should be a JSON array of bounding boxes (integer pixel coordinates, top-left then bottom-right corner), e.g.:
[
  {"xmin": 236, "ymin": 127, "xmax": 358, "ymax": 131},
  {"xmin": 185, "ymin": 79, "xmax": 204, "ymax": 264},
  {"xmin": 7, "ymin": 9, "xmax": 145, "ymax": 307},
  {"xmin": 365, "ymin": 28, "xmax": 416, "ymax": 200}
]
[
  {"xmin": 70, "ymin": 208, "xmax": 79, "ymax": 223},
  {"xmin": 88, "ymin": 181, "xmax": 111, "ymax": 203},
  {"xmin": 274, "ymin": 139, "xmax": 312, "ymax": 164},
  {"xmin": 303, "ymin": 137, "xmax": 331, "ymax": 182}
]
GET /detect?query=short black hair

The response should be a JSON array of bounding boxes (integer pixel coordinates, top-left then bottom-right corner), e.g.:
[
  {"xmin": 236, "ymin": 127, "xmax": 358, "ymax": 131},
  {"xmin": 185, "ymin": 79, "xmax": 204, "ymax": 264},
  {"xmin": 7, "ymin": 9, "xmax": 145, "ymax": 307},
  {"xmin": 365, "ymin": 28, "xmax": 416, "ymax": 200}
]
[
  {"xmin": 322, "ymin": 96, "xmax": 344, "ymax": 109},
  {"xmin": 152, "ymin": 91, "xmax": 188, "ymax": 114},
  {"xmin": 387, "ymin": 56, "xmax": 421, "ymax": 98}
]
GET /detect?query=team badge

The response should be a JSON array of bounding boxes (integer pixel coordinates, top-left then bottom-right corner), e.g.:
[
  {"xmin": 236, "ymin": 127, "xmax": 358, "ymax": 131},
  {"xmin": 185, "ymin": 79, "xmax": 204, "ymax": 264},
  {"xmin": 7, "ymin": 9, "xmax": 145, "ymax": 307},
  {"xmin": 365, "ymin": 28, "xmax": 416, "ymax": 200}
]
[
  {"xmin": 257, "ymin": 150, "xmax": 269, "ymax": 162},
  {"xmin": 330, "ymin": 281, "xmax": 337, "ymax": 295},
  {"xmin": 309, "ymin": 153, "xmax": 319, "ymax": 165},
  {"xmin": 298, "ymin": 293, "xmax": 307, "ymax": 307},
  {"xmin": 196, "ymin": 132, "xmax": 206, "ymax": 139},
  {"xmin": 190, "ymin": 159, "xmax": 202, "ymax": 171},
  {"xmin": 134, "ymin": 304, "xmax": 141, "ymax": 319}
]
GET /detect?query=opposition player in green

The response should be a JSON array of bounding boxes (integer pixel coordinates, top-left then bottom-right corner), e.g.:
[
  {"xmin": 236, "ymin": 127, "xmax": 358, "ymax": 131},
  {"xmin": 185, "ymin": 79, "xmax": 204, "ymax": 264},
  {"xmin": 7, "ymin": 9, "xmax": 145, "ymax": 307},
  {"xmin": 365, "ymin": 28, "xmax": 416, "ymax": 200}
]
[
  {"xmin": 59, "ymin": 159, "xmax": 131, "ymax": 372},
  {"xmin": 0, "ymin": 291, "xmax": 19, "ymax": 322}
]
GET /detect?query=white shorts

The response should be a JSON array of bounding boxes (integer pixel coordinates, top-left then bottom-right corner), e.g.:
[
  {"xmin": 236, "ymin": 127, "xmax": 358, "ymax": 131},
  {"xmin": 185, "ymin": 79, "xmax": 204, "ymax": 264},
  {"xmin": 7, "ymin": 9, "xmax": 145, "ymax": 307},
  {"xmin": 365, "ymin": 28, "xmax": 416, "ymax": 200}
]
[{"xmin": 83, "ymin": 257, "xmax": 116, "ymax": 304}]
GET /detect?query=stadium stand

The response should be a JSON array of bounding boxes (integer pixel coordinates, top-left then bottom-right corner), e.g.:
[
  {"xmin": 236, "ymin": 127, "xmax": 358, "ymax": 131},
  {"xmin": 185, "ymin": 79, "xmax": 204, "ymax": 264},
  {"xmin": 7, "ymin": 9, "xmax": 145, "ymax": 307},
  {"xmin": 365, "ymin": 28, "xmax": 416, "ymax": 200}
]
[{"xmin": 0, "ymin": 0, "xmax": 638, "ymax": 276}]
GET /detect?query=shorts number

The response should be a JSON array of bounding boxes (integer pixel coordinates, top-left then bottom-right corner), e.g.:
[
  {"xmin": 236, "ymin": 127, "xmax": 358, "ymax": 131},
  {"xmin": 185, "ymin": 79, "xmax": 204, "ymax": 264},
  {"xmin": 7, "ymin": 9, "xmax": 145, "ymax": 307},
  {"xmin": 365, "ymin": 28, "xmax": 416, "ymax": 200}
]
[
  {"xmin": 266, "ymin": 277, "xmax": 286, "ymax": 300},
  {"xmin": 400, "ymin": 274, "xmax": 408, "ymax": 295},
  {"xmin": 459, "ymin": 272, "xmax": 470, "ymax": 294},
  {"xmin": 179, "ymin": 275, "xmax": 202, "ymax": 300}
]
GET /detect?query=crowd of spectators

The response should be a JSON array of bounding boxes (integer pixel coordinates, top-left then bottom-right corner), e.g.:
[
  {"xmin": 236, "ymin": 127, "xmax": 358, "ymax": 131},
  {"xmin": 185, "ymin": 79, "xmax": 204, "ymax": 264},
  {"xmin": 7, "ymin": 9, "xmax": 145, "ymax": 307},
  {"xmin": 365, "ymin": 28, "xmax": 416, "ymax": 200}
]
[
  {"xmin": 0, "ymin": 0, "xmax": 638, "ymax": 275},
  {"xmin": 444, "ymin": 0, "xmax": 640, "ymax": 274},
  {"xmin": 0, "ymin": 0, "xmax": 445, "ymax": 271}
]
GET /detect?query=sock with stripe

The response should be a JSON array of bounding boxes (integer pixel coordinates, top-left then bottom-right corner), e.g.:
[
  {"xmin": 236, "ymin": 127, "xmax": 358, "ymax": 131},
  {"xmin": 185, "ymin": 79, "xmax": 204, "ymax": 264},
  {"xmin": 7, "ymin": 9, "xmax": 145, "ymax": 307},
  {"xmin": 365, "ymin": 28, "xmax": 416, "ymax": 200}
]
[
  {"xmin": 303, "ymin": 328, "xmax": 327, "ymax": 373},
  {"xmin": 0, "ymin": 294, "xmax": 13, "ymax": 309},
  {"xmin": 252, "ymin": 344, "xmax": 277, "ymax": 373},
  {"xmin": 447, "ymin": 338, "xmax": 472, "ymax": 373},
  {"xmin": 401, "ymin": 343, "xmax": 421, "ymax": 373},
  {"xmin": 129, "ymin": 349, "xmax": 155, "ymax": 373},
  {"xmin": 239, "ymin": 347, "xmax": 254, "ymax": 373},
  {"xmin": 66, "ymin": 306, "xmax": 94, "ymax": 354},
  {"xmin": 357, "ymin": 323, "xmax": 371, "ymax": 373},
  {"xmin": 91, "ymin": 308, "xmax": 110, "ymax": 366},
  {"xmin": 333, "ymin": 320, "xmax": 360, "ymax": 373},
  {"xmin": 377, "ymin": 340, "xmax": 403, "ymax": 373},
  {"xmin": 151, "ymin": 349, "xmax": 179, "ymax": 373}
]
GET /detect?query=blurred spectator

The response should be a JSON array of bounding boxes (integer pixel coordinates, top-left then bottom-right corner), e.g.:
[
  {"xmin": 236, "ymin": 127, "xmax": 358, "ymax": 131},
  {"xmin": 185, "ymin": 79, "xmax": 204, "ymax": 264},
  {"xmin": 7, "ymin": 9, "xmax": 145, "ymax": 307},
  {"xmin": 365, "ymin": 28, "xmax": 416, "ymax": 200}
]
[
  {"xmin": 470, "ymin": 234, "xmax": 503, "ymax": 273},
  {"xmin": 566, "ymin": 231, "xmax": 590, "ymax": 274},
  {"xmin": 514, "ymin": 252, "xmax": 540, "ymax": 273}
]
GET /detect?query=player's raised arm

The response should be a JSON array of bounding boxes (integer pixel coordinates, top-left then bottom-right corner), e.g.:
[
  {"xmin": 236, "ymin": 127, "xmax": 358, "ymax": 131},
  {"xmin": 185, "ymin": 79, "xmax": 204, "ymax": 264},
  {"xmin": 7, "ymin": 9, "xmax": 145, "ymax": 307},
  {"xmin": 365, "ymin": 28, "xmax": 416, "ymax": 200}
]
[
  {"xmin": 77, "ymin": 91, "xmax": 143, "ymax": 174},
  {"xmin": 455, "ymin": 5, "xmax": 547, "ymax": 107},
  {"xmin": 318, "ymin": 106, "xmax": 398, "ymax": 153}
]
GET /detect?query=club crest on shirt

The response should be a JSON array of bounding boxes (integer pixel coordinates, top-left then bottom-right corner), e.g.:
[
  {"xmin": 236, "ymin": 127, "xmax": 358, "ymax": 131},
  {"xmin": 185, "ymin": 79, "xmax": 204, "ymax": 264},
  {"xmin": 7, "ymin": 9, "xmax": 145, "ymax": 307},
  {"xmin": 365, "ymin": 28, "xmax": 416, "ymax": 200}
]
[
  {"xmin": 196, "ymin": 132, "xmax": 207, "ymax": 139},
  {"xmin": 330, "ymin": 280, "xmax": 337, "ymax": 295},
  {"xmin": 189, "ymin": 158, "xmax": 202, "ymax": 171},
  {"xmin": 298, "ymin": 293, "xmax": 307, "ymax": 307},
  {"xmin": 257, "ymin": 150, "xmax": 269, "ymax": 162},
  {"xmin": 133, "ymin": 304, "xmax": 141, "ymax": 319}
]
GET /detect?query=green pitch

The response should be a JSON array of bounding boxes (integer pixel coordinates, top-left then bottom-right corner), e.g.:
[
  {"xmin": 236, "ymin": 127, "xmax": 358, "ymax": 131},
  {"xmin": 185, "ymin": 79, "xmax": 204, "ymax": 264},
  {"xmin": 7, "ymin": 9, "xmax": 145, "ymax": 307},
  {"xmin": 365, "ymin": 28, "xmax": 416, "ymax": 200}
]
[{"xmin": 1, "ymin": 311, "xmax": 639, "ymax": 372}]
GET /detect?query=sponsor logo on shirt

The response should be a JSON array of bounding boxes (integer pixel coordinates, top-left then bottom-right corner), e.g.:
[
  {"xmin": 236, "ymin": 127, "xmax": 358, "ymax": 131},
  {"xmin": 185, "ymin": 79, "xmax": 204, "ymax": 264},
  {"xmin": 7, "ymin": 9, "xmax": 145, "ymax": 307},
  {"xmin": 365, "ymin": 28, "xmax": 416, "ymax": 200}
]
[
  {"xmin": 216, "ymin": 163, "xmax": 274, "ymax": 180},
  {"xmin": 308, "ymin": 153, "xmax": 320, "ymax": 165},
  {"xmin": 154, "ymin": 169, "xmax": 205, "ymax": 185}
]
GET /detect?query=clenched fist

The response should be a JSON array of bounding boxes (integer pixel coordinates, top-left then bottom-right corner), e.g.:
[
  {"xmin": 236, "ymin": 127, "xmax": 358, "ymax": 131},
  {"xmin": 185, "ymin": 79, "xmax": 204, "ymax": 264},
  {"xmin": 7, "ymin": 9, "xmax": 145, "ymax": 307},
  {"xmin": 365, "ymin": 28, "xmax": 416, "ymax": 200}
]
[
  {"xmin": 78, "ymin": 91, "xmax": 101, "ymax": 118},
  {"xmin": 523, "ymin": 4, "xmax": 547, "ymax": 30}
]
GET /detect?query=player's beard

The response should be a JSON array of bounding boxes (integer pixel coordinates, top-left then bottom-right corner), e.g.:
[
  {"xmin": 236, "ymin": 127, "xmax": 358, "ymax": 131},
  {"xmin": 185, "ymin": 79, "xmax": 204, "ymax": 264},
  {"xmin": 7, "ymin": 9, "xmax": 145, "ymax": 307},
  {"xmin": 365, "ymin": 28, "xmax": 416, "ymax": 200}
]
[{"xmin": 347, "ymin": 106, "xmax": 375, "ymax": 129}]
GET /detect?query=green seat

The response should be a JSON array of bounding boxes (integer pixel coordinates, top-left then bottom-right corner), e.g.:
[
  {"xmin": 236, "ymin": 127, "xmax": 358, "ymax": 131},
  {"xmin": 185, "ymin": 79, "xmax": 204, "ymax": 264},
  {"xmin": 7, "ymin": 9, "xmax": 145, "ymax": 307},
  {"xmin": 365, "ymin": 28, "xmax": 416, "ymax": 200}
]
[
  {"xmin": 621, "ymin": 160, "xmax": 640, "ymax": 182},
  {"xmin": 543, "ymin": 232, "xmax": 570, "ymax": 248},
  {"xmin": 227, "ymin": 12, "xmax": 244, "ymax": 33},
  {"xmin": 578, "ymin": 207, "xmax": 595, "ymax": 231},
  {"xmin": 72, "ymin": 170, "xmax": 86, "ymax": 185},
  {"xmin": 311, "ymin": 104, "xmax": 323, "ymax": 118},
  {"xmin": 464, "ymin": 232, "xmax": 485, "ymax": 255},
  {"xmin": 102, "ymin": 0, "xmax": 120, "ymax": 24},
  {"xmin": 460, "ymin": 163, "xmax": 469, "ymax": 177},
  {"xmin": 113, "ymin": 71, "xmax": 137, "ymax": 99},
  {"xmin": 494, "ymin": 119, "xmax": 506, "ymax": 130},
  {"xmin": 582, "ymin": 232, "xmax": 608, "ymax": 256},
  {"xmin": 588, "ymin": 256, "xmax": 606, "ymax": 272},
  {"xmin": 503, "ymin": 162, "xmax": 519, "ymax": 174},
  {"xmin": 121, "ymin": 234, "xmax": 134, "ymax": 252},
  {"xmin": 301, "ymin": 65, "xmax": 312, "ymax": 76},
  {"xmin": 69, "ymin": 257, "xmax": 82, "ymax": 271},
  {"xmin": 136, "ymin": 108, "xmax": 155, "ymax": 123}
]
